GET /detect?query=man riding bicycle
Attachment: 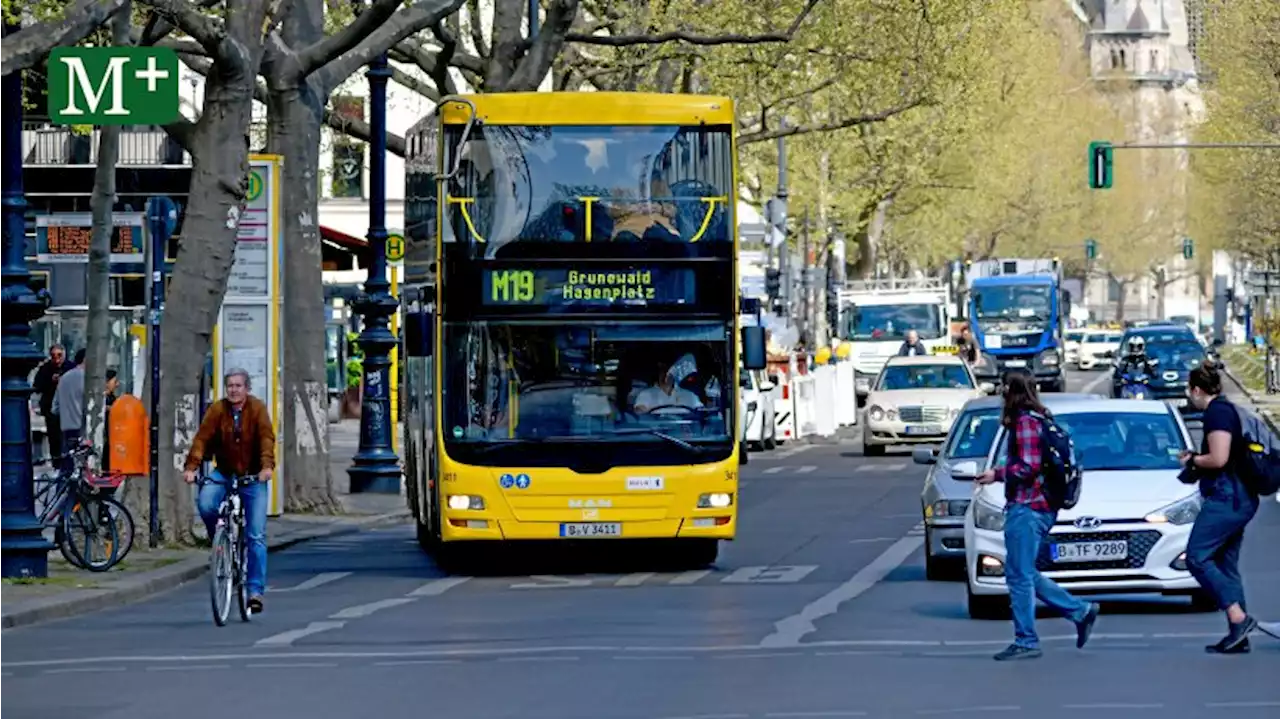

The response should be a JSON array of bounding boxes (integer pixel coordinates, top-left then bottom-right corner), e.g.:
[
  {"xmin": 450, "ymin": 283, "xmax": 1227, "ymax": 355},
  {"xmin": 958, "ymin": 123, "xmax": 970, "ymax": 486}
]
[{"xmin": 183, "ymin": 368, "xmax": 275, "ymax": 613}]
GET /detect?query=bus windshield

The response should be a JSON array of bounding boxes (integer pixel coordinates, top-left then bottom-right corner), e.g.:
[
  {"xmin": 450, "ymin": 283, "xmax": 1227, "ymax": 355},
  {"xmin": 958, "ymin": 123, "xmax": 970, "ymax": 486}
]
[
  {"xmin": 443, "ymin": 320, "xmax": 733, "ymax": 455},
  {"xmin": 444, "ymin": 125, "xmax": 733, "ymax": 257},
  {"xmin": 846, "ymin": 303, "xmax": 942, "ymax": 341}
]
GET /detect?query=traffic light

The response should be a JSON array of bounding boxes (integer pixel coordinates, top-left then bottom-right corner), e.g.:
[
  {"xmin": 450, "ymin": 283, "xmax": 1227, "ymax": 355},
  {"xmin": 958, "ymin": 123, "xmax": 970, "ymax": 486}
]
[
  {"xmin": 765, "ymin": 268, "xmax": 781, "ymax": 299},
  {"xmin": 1085, "ymin": 238, "xmax": 1098, "ymax": 261},
  {"xmin": 1088, "ymin": 141, "xmax": 1114, "ymax": 189},
  {"xmin": 1182, "ymin": 237, "xmax": 1194, "ymax": 260}
]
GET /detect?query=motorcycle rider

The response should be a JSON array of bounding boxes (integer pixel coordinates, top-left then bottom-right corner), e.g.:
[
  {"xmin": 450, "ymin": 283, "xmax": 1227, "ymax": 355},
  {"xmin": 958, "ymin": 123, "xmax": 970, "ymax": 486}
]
[{"xmin": 1115, "ymin": 335, "xmax": 1157, "ymax": 397}]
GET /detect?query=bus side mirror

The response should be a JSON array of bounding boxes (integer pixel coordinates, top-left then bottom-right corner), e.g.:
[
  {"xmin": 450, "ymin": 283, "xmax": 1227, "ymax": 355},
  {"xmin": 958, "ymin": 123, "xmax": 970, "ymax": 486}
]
[{"xmin": 741, "ymin": 326, "xmax": 766, "ymax": 370}]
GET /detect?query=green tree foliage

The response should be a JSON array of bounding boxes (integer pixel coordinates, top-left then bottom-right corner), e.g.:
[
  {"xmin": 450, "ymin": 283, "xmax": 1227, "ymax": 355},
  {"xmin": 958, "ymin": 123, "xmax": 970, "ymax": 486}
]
[{"xmin": 1189, "ymin": 0, "xmax": 1280, "ymax": 264}]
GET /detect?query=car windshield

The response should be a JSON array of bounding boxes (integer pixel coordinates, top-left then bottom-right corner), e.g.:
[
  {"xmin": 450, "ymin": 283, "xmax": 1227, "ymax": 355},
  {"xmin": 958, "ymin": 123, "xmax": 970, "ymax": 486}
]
[
  {"xmin": 1132, "ymin": 329, "xmax": 1195, "ymax": 345},
  {"xmin": 946, "ymin": 409, "xmax": 1000, "ymax": 459},
  {"xmin": 444, "ymin": 124, "xmax": 733, "ymax": 257},
  {"xmin": 1147, "ymin": 342, "xmax": 1205, "ymax": 370},
  {"xmin": 994, "ymin": 411, "xmax": 1188, "ymax": 472},
  {"xmin": 972, "ymin": 284, "xmax": 1051, "ymax": 321},
  {"xmin": 1066, "ymin": 331, "xmax": 1084, "ymax": 343},
  {"xmin": 443, "ymin": 320, "xmax": 731, "ymax": 446},
  {"xmin": 846, "ymin": 303, "xmax": 942, "ymax": 341},
  {"xmin": 878, "ymin": 364, "xmax": 973, "ymax": 391}
]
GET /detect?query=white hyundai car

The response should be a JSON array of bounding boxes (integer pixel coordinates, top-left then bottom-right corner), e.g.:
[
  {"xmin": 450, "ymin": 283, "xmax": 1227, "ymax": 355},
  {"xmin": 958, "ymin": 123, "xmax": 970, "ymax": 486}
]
[{"xmin": 963, "ymin": 397, "xmax": 1208, "ymax": 619}]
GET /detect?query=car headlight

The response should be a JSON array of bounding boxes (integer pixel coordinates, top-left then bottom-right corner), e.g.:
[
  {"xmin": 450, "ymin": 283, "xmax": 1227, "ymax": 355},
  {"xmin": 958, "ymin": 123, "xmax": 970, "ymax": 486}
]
[
  {"xmin": 1144, "ymin": 493, "xmax": 1202, "ymax": 525},
  {"xmin": 1040, "ymin": 350, "xmax": 1060, "ymax": 367},
  {"xmin": 869, "ymin": 405, "xmax": 885, "ymax": 421},
  {"xmin": 973, "ymin": 497, "xmax": 1005, "ymax": 531},
  {"xmin": 926, "ymin": 499, "xmax": 971, "ymax": 518}
]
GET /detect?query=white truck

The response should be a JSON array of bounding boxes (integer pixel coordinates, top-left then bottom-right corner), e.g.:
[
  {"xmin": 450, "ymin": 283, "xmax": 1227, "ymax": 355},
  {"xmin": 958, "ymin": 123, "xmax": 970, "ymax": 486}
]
[{"xmin": 836, "ymin": 277, "xmax": 954, "ymax": 404}]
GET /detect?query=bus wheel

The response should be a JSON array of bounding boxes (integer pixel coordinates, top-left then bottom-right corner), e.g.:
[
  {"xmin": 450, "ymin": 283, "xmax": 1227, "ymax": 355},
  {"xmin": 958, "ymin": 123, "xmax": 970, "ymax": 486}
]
[
  {"xmin": 433, "ymin": 543, "xmax": 471, "ymax": 575},
  {"xmin": 685, "ymin": 539, "xmax": 719, "ymax": 569},
  {"xmin": 415, "ymin": 516, "xmax": 436, "ymax": 552}
]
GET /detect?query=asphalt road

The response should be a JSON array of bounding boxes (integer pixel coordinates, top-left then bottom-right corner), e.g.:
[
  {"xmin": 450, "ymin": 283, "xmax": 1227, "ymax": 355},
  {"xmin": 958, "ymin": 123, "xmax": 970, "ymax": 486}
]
[{"xmin": 4, "ymin": 370, "xmax": 1278, "ymax": 719}]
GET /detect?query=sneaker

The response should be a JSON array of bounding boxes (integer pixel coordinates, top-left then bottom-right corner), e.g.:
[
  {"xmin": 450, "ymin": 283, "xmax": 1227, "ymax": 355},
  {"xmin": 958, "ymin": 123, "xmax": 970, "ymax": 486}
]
[
  {"xmin": 993, "ymin": 644, "xmax": 1042, "ymax": 661},
  {"xmin": 1205, "ymin": 638, "xmax": 1251, "ymax": 654},
  {"xmin": 1206, "ymin": 615, "xmax": 1256, "ymax": 653},
  {"xmin": 247, "ymin": 595, "xmax": 264, "ymax": 614},
  {"xmin": 1076, "ymin": 603, "xmax": 1100, "ymax": 649}
]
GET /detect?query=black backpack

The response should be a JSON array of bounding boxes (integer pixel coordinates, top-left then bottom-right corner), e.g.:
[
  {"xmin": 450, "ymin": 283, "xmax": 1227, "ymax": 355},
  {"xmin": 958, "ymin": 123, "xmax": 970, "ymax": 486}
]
[
  {"xmin": 1231, "ymin": 404, "xmax": 1280, "ymax": 496},
  {"xmin": 1030, "ymin": 411, "xmax": 1082, "ymax": 510}
]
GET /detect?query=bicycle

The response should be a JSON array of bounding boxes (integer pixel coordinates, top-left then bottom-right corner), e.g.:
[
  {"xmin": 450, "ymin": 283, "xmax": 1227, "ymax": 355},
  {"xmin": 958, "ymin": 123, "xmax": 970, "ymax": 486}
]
[
  {"xmin": 33, "ymin": 446, "xmax": 134, "ymax": 571},
  {"xmin": 202, "ymin": 473, "xmax": 257, "ymax": 626}
]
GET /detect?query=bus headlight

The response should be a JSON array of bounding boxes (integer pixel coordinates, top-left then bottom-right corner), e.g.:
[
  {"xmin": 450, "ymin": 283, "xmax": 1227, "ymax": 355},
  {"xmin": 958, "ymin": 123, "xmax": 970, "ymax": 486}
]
[
  {"xmin": 447, "ymin": 495, "xmax": 485, "ymax": 510},
  {"xmin": 698, "ymin": 492, "xmax": 733, "ymax": 508}
]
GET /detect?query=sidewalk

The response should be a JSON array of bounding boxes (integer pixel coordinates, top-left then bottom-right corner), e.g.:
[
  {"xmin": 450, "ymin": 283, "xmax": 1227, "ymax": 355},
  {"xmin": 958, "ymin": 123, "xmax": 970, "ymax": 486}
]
[
  {"xmin": 1221, "ymin": 348, "xmax": 1280, "ymax": 435},
  {"xmin": 2, "ymin": 420, "xmax": 408, "ymax": 629}
]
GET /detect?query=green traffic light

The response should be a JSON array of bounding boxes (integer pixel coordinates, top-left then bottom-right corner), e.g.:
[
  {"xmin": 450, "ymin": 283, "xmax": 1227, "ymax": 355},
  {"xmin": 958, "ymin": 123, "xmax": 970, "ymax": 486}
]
[{"xmin": 1088, "ymin": 141, "xmax": 1114, "ymax": 189}]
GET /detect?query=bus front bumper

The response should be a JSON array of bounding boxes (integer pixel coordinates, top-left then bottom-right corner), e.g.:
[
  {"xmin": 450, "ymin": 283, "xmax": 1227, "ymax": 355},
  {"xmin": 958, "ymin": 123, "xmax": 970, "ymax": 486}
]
[{"xmin": 439, "ymin": 516, "xmax": 737, "ymax": 542}]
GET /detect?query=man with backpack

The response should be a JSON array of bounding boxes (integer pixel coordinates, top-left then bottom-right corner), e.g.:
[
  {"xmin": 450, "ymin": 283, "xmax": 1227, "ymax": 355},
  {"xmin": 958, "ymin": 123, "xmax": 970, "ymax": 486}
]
[
  {"xmin": 976, "ymin": 372, "xmax": 1098, "ymax": 661},
  {"xmin": 1180, "ymin": 360, "xmax": 1279, "ymax": 653}
]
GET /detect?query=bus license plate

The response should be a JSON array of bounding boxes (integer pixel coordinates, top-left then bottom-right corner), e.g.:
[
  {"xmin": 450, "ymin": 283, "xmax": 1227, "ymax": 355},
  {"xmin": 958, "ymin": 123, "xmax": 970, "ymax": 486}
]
[
  {"xmin": 904, "ymin": 425, "xmax": 941, "ymax": 436},
  {"xmin": 560, "ymin": 522, "xmax": 622, "ymax": 538},
  {"xmin": 1051, "ymin": 540, "xmax": 1127, "ymax": 562}
]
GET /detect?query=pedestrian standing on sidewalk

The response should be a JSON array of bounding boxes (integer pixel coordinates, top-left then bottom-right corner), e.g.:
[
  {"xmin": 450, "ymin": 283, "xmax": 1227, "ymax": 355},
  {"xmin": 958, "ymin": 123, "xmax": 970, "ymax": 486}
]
[
  {"xmin": 52, "ymin": 349, "xmax": 88, "ymax": 468},
  {"xmin": 976, "ymin": 373, "xmax": 1099, "ymax": 661},
  {"xmin": 1180, "ymin": 361, "xmax": 1260, "ymax": 654}
]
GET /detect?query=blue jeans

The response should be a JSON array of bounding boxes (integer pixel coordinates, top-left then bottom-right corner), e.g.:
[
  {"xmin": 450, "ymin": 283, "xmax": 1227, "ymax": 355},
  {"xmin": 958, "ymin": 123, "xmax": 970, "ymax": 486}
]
[
  {"xmin": 1004, "ymin": 503, "xmax": 1090, "ymax": 648},
  {"xmin": 196, "ymin": 469, "xmax": 268, "ymax": 597},
  {"xmin": 1186, "ymin": 477, "xmax": 1258, "ymax": 612}
]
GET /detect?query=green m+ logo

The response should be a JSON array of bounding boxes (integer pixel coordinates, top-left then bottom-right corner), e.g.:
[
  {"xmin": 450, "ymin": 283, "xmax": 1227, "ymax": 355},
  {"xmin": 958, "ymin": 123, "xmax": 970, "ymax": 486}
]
[{"xmin": 48, "ymin": 47, "xmax": 180, "ymax": 125}]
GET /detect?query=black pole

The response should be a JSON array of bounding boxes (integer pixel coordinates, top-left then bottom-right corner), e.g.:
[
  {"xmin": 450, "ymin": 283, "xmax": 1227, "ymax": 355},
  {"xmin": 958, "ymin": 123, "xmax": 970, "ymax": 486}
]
[
  {"xmin": 1, "ymin": 23, "xmax": 54, "ymax": 578},
  {"xmin": 529, "ymin": 0, "xmax": 539, "ymax": 38},
  {"xmin": 145, "ymin": 196, "xmax": 175, "ymax": 545},
  {"xmin": 348, "ymin": 49, "xmax": 401, "ymax": 493}
]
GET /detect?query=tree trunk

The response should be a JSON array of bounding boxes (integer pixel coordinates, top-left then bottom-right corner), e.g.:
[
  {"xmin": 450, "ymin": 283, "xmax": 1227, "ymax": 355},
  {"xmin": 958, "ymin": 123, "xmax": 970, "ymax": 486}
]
[
  {"xmin": 1114, "ymin": 279, "xmax": 1129, "ymax": 322},
  {"xmin": 84, "ymin": 2, "xmax": 129, "ymax": 471},
  {"xmin": 156, "ymin": 75, "xmax": 256, "ymax": 543},
  {"xmin": 267, "ymin": 79, "xmax": 337, "ymax": 513}
]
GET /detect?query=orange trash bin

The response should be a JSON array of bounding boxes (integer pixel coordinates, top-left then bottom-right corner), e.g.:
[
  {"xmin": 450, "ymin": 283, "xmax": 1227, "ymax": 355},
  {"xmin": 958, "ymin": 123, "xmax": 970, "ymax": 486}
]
[{"xmin": 108, "ymin": 395, "xmax": 150, "ymax": 475}]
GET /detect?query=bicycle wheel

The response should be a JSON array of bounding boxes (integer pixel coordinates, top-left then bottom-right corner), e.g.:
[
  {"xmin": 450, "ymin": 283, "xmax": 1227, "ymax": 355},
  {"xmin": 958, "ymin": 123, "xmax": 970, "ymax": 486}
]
[
  {"xmin": 60, "ymin": 498, "xmax": 119, "ymax": 572},
  {"xmin": 236, "ymin": 530, "xmax": 252, "ymax": 622},
  {"xmin": 98, "ymin": 497, "xmax": 135, "ymax": 566},
  {"xmin": 209, "ymin": 525, "xmax": 234, "ymax": 627}
]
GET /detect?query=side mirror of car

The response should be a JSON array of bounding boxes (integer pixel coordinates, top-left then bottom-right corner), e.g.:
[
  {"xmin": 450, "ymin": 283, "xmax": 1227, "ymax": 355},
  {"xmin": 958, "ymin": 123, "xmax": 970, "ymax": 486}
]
[
  {"xmin": 758, "ymin": 381, "xmax": 775, "ymax": 392},
  {"xmin": 979, "ymin": 381, "xmax": 996, "ymax": 395},
  {"xmin": 912, "ymin": 447, "xmax": 937, "ymax": 465},
  {"xmin": 767, "ymin": 374, "xmax": 780, "ymax": 386},
  {"xmin": 950, "ymin": 460, "xmax": 980, "ymax": 480}
]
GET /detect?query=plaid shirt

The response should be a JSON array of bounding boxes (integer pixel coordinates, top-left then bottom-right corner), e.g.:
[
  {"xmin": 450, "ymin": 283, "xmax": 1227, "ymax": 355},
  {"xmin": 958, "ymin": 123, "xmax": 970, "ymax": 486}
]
[{"xmin": 994, "ymin": 412, "xmax": 1052, "ymax": 511}]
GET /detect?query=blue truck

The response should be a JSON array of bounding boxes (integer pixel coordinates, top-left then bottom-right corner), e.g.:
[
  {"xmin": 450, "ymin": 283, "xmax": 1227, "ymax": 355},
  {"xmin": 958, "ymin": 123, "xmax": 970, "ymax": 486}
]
[{"xmin": 965, "ymin": 258, "xmax": 1068, "ymax": 393}]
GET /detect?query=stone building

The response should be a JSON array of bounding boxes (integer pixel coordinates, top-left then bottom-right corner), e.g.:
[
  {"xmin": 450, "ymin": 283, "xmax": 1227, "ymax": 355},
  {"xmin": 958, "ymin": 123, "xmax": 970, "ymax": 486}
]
[{"xmin": 1072, "ymin": 0, "xmax": 1208, "ymax": 324}]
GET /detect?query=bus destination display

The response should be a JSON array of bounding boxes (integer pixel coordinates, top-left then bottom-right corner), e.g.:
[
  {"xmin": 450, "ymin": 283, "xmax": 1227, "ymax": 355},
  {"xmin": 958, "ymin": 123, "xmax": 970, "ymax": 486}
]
[{"xmin": 483, "ymin": 267, "xmax": 696, "ymax": 307}]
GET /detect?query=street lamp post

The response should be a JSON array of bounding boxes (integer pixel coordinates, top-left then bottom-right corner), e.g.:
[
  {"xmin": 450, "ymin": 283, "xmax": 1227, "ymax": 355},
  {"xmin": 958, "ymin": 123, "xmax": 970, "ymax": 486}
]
[
  {"xmin": 1, "ymin": 23, "xmax": 55, "ymax": 577},
  {"xmin": 347, "ymin": 49, "xmax": 401, "ymax": 494}
]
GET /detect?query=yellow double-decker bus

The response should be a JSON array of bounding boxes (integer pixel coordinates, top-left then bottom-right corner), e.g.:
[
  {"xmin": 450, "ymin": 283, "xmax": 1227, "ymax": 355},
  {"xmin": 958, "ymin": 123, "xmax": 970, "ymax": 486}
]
[{"xmin": 400, "ymin": 93, "xmax": 766, "ymax": 570}]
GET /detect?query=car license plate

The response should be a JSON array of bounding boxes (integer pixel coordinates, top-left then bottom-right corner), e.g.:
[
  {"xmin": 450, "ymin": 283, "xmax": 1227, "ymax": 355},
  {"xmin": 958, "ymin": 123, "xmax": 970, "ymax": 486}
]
[
  {"xmin": 560, "ymin": 522, "xmax": 622, "ymax": 538},
  {"xmin": 1004, "ymin": 359, "xmax": 1027, "ymax": 368},
  {"xmin": 1051, "ymin": 540, "xmax": 1127, "ymax": 562},
  {"xmin": 904, "ymin": 424, "xmax": 942, "ymax": 436}
]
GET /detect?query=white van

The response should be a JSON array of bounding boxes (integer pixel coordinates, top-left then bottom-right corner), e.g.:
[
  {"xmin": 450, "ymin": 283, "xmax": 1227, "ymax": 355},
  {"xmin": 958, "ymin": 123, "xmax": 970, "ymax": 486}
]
[{"xmin": 740, "ymin": 368, "xmax": 777, "ymax": 450}]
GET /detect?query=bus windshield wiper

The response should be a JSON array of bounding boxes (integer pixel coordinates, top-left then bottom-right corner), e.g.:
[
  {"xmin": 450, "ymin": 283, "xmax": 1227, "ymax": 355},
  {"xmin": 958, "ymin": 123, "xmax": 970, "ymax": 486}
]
[{"xmin": 607, "ymin": 427, "xmax": 704, "ymax": 454}]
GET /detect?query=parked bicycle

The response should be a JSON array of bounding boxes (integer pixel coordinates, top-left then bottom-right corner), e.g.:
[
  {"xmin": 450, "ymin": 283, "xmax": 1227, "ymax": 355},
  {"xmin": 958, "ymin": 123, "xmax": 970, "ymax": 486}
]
[
  {"xmin": 33, "ymin": 445, "xmax": 134, "ymax": 571},
  {"xmin": 201, "ymin": 473, "xmax": 258, "ymax": 626}
]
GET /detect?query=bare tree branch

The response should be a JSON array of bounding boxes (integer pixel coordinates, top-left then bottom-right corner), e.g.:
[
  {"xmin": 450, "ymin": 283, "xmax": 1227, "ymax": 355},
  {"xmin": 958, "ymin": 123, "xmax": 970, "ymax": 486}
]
[
  {"xmin": 316, "ymin": 0, "xmax": 466, "ymax": 92},
  {"xmin": 565, "ymin": 0, "xmax": 822, "ymax": 47},
  {"xmin": 294, "ymin": 0, "xmax": 403, "ymax": 76},
  {"xmin": 138, "ymin": 0, "xmax": 229, "ymax": 57},
  {"xmin": 2, "ymin": 0, "xmax": 129, "ymax": 76},
  {"xmin": 738, "ymin": 99, "xmax": 928, "ymax": 144},
  {"xmin": 391, "ymin": 66, "xmax": 439, "ymax": 101}
]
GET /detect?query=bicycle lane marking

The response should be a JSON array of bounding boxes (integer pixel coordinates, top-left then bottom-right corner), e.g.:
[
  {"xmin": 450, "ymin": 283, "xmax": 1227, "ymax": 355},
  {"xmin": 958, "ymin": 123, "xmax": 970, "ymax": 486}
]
[{"xmin": 254, "ymin": 577, "xmax": 471, "ymax": 647}]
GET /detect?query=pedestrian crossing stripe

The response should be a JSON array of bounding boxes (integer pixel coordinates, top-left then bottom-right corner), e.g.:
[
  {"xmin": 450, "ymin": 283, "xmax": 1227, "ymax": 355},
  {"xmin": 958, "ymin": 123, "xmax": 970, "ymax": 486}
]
[{"xmin": 506, "ymin": 565, "xmax": 820, "ymax": 590}]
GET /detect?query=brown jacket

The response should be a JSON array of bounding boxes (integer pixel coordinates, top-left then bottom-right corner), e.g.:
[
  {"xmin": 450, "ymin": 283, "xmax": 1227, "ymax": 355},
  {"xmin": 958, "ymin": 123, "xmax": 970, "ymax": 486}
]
[{"xmin": 183, "ymin": 396, "xmax": 276, "ymax": 475}]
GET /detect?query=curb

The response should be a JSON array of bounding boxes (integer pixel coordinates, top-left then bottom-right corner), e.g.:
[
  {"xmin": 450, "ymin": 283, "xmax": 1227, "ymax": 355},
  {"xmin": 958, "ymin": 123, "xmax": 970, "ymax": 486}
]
[{"xmin": 1, "ymin": 509, "xmax": 410, "ymax": 630}]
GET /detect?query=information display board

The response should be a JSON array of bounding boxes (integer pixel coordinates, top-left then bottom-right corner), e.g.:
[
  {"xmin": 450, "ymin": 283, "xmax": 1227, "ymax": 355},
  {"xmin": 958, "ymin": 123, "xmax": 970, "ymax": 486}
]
[
  {"xmin": 212, "ymin": 155, "xmax": 284, "ymax": 515},
  {"xmin": 36, "ymin": 212, "xmax": 146, "ymax": 263}
]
